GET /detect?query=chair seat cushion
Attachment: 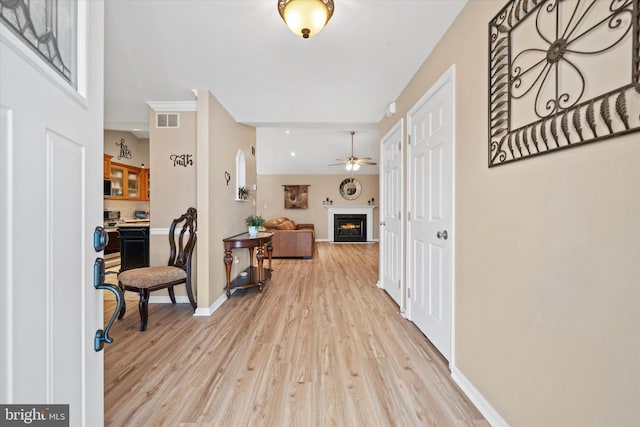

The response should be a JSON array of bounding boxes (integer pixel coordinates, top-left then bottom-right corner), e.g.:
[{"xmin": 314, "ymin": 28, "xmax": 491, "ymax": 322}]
[{"xmin": 118, "ymin": 266, "xmax": 187, "ymax": 289}]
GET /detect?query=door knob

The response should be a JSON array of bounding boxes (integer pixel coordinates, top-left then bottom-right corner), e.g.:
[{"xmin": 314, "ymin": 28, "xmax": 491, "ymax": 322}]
[
  {"xmin": 380, "ymin": 221, "xmax": 386, "ymax": 226},
  {"xmin": 93, "ymin": 226, "xmax": 108, "ymax": 252},
  {"xmin": 437, "ymin": 230, "xmax": 448, "ymax": 240}
]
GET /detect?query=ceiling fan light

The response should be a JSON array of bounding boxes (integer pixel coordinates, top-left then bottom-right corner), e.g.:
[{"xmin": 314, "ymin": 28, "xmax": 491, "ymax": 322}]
[
  {"xmin": 278, "ymin": 0, "xmax": 334, "ymax": 39},
  {"xmin": 353, "ymin": 163, "xmax": 360, "ymax": 171},
  {"xmin": 345, "ymin": 163, "xmax": 353, "ymax": 171}
]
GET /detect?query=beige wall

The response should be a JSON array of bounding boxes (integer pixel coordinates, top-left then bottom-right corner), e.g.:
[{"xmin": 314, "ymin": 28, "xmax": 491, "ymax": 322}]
[
  {"xmin": 379, "ymin": 1, "xmax": 640, "ymax": 425},
  {"xmin": 148, "ymin": 110, "xmax": 198, "ymax": 296},
  {"xmin": 256, "ymin": 174, "xmax": 380, "ymax": 240},
  {"xmin": 198, "ymin": 90, "xmax": 257, "ymax": 307},
  {"xmin": 149, "ymin": 111, "xmax": 197, "ymax": 228},
  {"xmin": 104, "ymin": 130, "xmax": 149, "ymax": 168}
]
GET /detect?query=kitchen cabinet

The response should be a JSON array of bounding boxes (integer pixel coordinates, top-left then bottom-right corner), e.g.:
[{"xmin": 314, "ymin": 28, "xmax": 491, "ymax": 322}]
[
  {"xmin": 103, "ymin": 155, "xmax": 112, "ymax": 178},
  {"xmin": 107, "ymin": 161, "xmax": 149, "ymax": 200},
  {"xmin": 109, "ymin": 164, "xmax": 125, "ymax": 198},
  {"xmin": 126, "ymin": 168, "xmax": 140, "ymax": 199},
  {"xmin": 118, "ymin": 226, "xmax": 149, "ymax": 272},
  {"xmin": 105, "ymin": 229, "xmax": 120, "ymax": 255},
  {"xmin": 140, "ymin": 168, "xmax": 150, "ymax": 201}
]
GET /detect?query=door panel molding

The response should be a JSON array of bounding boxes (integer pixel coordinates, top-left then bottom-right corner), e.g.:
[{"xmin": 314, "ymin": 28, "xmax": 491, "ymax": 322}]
[{"xmin": 46, "ymin": 130, "xmax": 85, "ymax": 403}]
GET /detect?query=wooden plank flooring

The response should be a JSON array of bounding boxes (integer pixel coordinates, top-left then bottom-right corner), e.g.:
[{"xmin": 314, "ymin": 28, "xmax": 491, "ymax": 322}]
[{"xmin": 104, "ymin": 243, "xmax": 487, "ymax": 426}]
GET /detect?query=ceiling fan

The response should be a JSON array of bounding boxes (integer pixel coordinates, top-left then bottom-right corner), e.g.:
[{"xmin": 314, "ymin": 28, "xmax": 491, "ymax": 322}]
[{"xmin": 329, "ymin": 131, "xmax": 377, "ymax": 171}]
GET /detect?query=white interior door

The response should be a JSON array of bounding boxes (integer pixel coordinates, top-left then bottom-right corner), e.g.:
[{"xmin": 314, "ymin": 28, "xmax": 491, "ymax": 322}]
[
  {"xmin": 0, "ymin": 2, "xmax": 105, "ymax": 425},
  {"xmin": 407, "ymin": 66, "xmax": 454, "ymax": 361},
  {"xmin": 380, "ymin": 120, "xmax": 403, "ymax": 308}
]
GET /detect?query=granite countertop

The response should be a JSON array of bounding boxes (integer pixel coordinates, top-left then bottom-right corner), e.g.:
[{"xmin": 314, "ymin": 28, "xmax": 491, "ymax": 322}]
[{"xmin": 118, "ymin": 220, "xmax": 150, "ymax": 228}]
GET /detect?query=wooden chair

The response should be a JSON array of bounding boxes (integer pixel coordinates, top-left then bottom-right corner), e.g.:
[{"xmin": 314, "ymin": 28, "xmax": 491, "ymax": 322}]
[{"xmin": 118, "ymin": 207, "xmax": 197, "ymax": 331}]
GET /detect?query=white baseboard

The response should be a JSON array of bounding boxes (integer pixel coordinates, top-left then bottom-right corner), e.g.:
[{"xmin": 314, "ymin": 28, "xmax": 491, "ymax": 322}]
[
  {"xmin": 127, "ymin": 291, "xmax": 232, "ymax": 317},
  {"xmin": 148, "ymin": 295, "xmax": 190, "ymax": 304},
  {"xmin": 194, "ymin": 291, "xmax": 229, "ymax": 316},
  {"xmin": 451, "ymin": 366, "xmax": 509, "ymax": 427}
]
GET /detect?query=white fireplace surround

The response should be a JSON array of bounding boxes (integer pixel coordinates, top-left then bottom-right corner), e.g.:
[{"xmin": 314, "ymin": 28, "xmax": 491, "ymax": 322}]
[{"xmin": 325, "ymin": 205, "xmax": 376, "ymax": 242}]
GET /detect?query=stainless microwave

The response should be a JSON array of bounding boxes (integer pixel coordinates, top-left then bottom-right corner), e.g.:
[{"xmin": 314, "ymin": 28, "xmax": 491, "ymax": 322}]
[{"xmin": 104, "ymin": 179, "xmax": 112, "ymax": 196}]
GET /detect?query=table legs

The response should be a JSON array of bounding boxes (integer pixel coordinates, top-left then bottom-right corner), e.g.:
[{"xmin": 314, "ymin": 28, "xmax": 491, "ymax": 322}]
[
  {"xmin": 256, "ymin": 244, "xmax": 265, "ymax": 291},
  {"xmin": 222, "ymin": 238, "xmax": 273, "ymax": 297},
  {"xmin": 224, "ymin": 249, "xmax": 233, "ymax": 297}
]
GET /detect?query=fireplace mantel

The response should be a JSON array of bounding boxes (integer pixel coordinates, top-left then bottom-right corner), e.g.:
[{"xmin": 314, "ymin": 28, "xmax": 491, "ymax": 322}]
[{"xmin": 325, "ymin": 205, "xmax": 376, "ymax": 242}]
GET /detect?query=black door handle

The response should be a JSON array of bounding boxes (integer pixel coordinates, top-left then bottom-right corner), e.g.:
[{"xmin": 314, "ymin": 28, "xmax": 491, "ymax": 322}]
[{"xmin": 93, "ymin": 257, "xmax": 122, "ymax": 352}]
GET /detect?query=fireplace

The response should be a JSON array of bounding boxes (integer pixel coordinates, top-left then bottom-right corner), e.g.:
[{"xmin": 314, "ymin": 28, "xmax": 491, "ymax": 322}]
[
  {"xmin": 325, "ymin": 205, "xmax": 376, "ymax": 242},
  {"xmin": 334, "ymin": 214, "xmax": 367, "ymax": 242}
]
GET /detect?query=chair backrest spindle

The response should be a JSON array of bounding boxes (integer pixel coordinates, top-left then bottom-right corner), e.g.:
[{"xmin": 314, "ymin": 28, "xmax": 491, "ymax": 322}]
[{"xmin": 167, "ymin": 207, "xmax": 197, "ymax": 271}]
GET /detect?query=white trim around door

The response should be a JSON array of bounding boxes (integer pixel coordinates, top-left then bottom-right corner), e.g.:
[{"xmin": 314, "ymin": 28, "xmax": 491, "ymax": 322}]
[{"xmin": 379, "ymin": 119, "xmax": 405, "ymax": 312}]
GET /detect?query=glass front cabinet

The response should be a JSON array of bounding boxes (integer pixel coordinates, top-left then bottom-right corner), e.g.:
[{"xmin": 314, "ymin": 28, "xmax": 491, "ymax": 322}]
[
  {"xmin": 127, "ymin": 169, "xmax": 139, "ymax": 199},
  {"xmin": 105, "ymin": 155, "xmax": 149, "ymax": 200}
]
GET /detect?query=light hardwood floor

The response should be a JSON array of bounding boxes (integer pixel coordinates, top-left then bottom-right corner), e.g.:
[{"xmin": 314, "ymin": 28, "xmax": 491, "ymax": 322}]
[{"xmin": 104, "ymin": 242, "xmax": 487, "ymax": 426}]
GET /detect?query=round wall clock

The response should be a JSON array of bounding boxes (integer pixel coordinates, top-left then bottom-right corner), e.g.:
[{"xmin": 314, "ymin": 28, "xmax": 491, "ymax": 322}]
[{"xmin": 339, "ymin": 178, "xmax": 362, "ymax": 200}]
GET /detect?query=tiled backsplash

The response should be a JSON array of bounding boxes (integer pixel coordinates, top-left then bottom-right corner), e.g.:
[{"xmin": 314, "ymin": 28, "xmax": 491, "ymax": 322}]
[{"xmin": 104, "ymin": 199, "xmax": 150, "ymax": 220}]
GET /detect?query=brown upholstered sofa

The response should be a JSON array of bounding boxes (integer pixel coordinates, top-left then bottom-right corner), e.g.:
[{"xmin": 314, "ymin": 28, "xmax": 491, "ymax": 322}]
[{"xmin": 264, "ymin": 217, "xmax": 315, "ymax": 258}]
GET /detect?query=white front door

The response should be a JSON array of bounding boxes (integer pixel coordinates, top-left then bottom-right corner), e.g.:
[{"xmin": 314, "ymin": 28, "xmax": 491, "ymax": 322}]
[
  {"xmin": 0, "ymin": 2, "xmax": 105, "ymax": 425},
  {"xmin": 407, "ymin": 66, "xmax": 454, "ymax": 361},
  {"xmin": 380, "ymin": 120, "xmax": 403, "ymax": 308}
]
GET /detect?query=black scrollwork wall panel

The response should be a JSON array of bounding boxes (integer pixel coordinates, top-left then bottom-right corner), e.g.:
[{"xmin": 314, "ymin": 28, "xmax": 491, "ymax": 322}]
[{"xmin": 489, "ymin": 0, "xmax": 640, "ymax": 167}]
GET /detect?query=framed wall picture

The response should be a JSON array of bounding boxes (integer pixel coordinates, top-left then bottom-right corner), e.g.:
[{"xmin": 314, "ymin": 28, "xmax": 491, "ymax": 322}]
[{"xmin": 283, "ymin": 185, "xmax": 309, "ymax": 209}]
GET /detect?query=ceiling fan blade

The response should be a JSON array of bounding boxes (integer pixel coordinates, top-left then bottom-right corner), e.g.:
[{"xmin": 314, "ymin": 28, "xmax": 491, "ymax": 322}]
[{"xmin": 334, "ymin": 131, "xmax": 376, "ymax": 168}]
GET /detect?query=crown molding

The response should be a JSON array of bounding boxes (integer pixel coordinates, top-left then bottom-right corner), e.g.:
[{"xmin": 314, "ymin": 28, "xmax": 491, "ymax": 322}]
[{"xmin": 146, "ymin": 101, "xmax": 197, "ymax": 112}]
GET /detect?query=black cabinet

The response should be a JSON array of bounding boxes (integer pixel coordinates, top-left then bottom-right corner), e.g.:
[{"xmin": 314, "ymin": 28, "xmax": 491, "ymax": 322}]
[
  {"xmin": 105, "ymin": 230, "xmax": 120, "ymax": 255},
  {"xmin": 118, "ymin": 226, "xmax": 149, "ymax": 272}
]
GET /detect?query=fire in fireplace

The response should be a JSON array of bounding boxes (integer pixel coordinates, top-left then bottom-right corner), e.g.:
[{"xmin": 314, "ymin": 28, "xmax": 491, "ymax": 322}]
[{"xmin": 334, "ymin": 214, "xmax": 367, "ymax": 242}]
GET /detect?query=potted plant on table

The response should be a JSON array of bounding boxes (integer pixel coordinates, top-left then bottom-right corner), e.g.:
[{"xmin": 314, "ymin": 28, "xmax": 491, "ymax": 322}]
[
  {"xmin": 238, "ymin": 186, "xmax": 251, "ymax": 200},
  {"xmin": 245, "ymin": 214, "xmax": 265, "ymax": 237}
]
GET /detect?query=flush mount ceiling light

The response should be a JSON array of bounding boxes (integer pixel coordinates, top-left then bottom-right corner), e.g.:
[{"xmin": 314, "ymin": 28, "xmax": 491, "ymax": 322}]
[{"xmin": 278, "ymin": 0, "xmax": 335, "ymax": 39}]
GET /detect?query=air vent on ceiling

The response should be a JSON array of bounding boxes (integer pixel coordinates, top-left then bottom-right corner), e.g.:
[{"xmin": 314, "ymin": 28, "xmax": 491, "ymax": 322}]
[{"xmin": 156, "ymin": 113, "xmax": 180, "ymax": 128}]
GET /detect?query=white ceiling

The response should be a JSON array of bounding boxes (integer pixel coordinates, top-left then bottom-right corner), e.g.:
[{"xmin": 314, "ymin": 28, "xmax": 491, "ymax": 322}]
[{"xmin": 104, "ymin": 0, "xmax": 467, "ymax": 174}]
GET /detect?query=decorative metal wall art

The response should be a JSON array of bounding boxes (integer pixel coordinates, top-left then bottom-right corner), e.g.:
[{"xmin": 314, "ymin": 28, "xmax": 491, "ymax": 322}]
[
  {"xmin": 283, "ymin": 185, "xmax": 309, "ymax": 209},
  {"xmin": 339, "ymin": 178, "xmax": 362, "ymax": 200},
  {"xmin": 488, "ymin": 0, "xmax": 640, "ymax": 167},
  {"xmin": 170, "ymin": 154, "xmax": 194, "ymax": 167},
  {"xmin": 116, "ymin": 138, "xmax": 132, "ymax": 160},
  {"xmin": 0, "ymin": 0, "xmax": 77, "ymax": 86}
]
